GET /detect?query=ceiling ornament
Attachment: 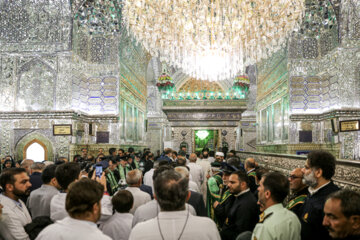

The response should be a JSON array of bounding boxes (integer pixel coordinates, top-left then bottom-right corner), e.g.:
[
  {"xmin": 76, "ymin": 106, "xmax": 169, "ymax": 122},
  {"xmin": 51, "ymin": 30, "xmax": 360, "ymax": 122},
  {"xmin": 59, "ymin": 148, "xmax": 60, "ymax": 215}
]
[{"xmin": 123, "ymin": 0, "xmax": 305, "ymax": 81}]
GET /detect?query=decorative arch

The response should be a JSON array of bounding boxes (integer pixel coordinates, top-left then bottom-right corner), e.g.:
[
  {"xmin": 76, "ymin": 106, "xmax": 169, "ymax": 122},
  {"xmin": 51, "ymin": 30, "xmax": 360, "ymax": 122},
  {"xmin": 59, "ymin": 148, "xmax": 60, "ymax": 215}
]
[
  {"xmin": 23, "ymin": 139, "xmax": 48, "ymax": 161},
  {"xmin": 15, "ymin": 132, "xmax": 54, "ymax": 162}
]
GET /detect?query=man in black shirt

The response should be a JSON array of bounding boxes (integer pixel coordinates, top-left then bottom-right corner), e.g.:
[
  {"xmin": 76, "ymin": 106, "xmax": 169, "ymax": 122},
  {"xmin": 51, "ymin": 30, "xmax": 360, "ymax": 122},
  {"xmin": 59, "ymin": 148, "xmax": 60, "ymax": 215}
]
[
  {"xmin": 220, "ymin": 170, "xmax": 259, "ymax": 240},
  {"xmin": 300, "ymin": 150, "xmax": 340, "ymax": 240}
]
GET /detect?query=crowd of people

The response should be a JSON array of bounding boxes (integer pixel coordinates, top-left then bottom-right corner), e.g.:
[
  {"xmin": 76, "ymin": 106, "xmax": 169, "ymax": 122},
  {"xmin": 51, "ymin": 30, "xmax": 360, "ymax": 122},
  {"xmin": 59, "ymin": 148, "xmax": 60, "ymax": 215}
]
[{"xmin": 0, "ymin": 147, "xmax": 359, "ymax": 240}]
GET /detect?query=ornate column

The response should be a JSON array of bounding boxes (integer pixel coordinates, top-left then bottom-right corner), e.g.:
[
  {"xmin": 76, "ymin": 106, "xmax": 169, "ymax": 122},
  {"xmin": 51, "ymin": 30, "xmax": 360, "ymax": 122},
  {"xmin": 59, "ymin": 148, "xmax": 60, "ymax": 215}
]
[{"xmin": 238, "ymin": 65, "xmax": 257, "ymax": 151}]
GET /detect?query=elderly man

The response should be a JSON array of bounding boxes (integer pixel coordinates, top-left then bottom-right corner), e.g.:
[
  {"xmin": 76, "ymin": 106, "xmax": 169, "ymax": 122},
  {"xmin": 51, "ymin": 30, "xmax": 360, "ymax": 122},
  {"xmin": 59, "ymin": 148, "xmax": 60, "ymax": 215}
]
[
  {"xmin": 323, "ymin": 189, "xmax": 360, "ymax": 239},
  {"xmin": 129, "ymin": 169, "xmax": 221, "ymax": 240},
  {"xmin": 244, "ymin": 158, "xmax": 257, "ymax": 194},
  {"xmin": 175, "ymin": 166, "xmax": 207, "ymax": 216},
  {"xmin": 20, "ymin": 159, "xmax": 34, "ymax": 176},
  {"xmin": 286, "ymin": 168, "xmax": 308, "ymax": 218},
  {"xmin": 36, "ymin": 178, "xmax": 111, "ymax": 240},
  {"xmin": 29, "ymin": 162, "xmax": 45, "ymax": 192},
  {"xmin": 125, "ymin": 169, "xmax": 151, "ymax": 214},
  {"xmin": 132, "ymin": 165, "xmax": 196, "ymax": 227},
  {"xmin": 0, "ymin": 168, "xmax": 32, "ymax": 240},
  {"xmin": 300, "ymin": 150, "xmax": 339, "ymax": 240}
]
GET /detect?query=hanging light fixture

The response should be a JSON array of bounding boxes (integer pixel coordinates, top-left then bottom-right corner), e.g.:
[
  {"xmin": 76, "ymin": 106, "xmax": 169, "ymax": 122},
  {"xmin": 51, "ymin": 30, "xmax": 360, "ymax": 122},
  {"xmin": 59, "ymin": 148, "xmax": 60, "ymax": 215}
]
[{"xmin": 123, "ymin": 0, "xmax": 305, "ymax": 81}]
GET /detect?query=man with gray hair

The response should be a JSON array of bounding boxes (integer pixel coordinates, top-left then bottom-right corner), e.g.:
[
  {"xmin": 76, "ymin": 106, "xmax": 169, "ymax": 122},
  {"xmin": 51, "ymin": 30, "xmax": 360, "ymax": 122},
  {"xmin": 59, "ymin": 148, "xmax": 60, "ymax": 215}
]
[
  {"xmin": 125, "ymin": 169, "xmax": 151, "ymax": 214},
  {"xmin": 129, "ymin": 169, "xmax": 220, "ymax": 240},
  {"xmin": 132, "ymin": 165, "xmax": 196, "ymax": 227},
  {"xmin": 175, "ymin": 166, "xmax": 207, "ymax": 216},
  {"xmin": 21, "ymin": 159, "xmax": 34, "ymax": 175},
  {"xmin": 175, "ymin": 166, "xmax": 199, "ymax": 192},
  {"xmin": 29, "ymin": 162, "xmax": 45, "ymax": 192}
]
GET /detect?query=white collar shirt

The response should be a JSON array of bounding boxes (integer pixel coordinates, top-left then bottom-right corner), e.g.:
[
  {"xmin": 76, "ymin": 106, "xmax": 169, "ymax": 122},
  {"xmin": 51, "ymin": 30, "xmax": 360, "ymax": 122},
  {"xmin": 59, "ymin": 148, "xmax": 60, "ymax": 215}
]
[
  {"xmin": 143, "ymin": 169, "xmax": 155, "ymax": 191},
  {"xmin": 129, "ymin": 210, "xmax": 220, "ymax": 240},
  {"xmin": 187, "ymin": 162, "xmax": 204, "ymax": 188},
  {"xmin": 50, "ymin": 192, "xmax": 113, "ymax": 223},
  {"xmin": 36, "ymin": 217, "xmax": 111, "ymax": 240},
  {"xmin": 100, "ymin": 213, "xmax": 133, "ymax": 240},
  {"xmin": 132, "ymin": 200, "xmax": 196, "ymax": 227},
  {"xmin": 125, "ymin": 187, "xmax": 151, "ymax": 214}
]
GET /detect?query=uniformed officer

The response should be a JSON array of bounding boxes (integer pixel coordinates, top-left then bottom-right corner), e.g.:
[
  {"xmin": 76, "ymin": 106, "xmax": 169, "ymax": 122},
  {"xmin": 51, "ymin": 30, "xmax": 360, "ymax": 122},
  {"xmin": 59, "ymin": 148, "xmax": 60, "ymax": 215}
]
[
  {"xmin": 244, "ymin": 158, "xmax": 258, "ymax": 194},
  {"xmin": 252, "ymin": 172, "xmax": 301, "ymax": 240},
  {"xmin": 213, "ymin": 164, "xmax": 238, "ymax": 229},
  {"xmin": 286, "ymin": 168, "xmax": 308, "ymax": 218}
]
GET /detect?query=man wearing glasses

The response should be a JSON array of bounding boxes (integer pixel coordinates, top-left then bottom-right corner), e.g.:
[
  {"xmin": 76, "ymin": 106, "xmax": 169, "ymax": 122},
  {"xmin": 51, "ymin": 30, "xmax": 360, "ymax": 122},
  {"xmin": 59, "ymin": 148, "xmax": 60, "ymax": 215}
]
[{"xmin": 286, "ymin": 168, "xmax": 308, "ymax": 218}]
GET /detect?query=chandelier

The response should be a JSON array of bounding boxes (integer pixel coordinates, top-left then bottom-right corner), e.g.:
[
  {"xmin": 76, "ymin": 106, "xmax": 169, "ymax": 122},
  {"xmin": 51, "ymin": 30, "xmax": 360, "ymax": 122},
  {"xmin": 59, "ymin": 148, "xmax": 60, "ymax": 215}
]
[{"xmin": 123, "ymin": 0, "xmax": 305, "ymax": 81}]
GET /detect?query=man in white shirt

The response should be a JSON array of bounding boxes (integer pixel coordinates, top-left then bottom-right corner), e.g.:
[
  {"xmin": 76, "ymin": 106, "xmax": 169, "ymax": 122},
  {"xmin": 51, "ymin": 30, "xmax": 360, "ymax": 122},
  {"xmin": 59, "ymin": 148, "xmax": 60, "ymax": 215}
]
[
  {"xmin": 50, "ymin": 163, "xmax": 112, "ymax": 222},
  {"xmin": 0, "ymin": 168, "xmax": 32, "ymax": 240},
  {"xmin": 133, "ymin": 165, "xmax": 197, "ymax": 227},
  {"xmin": 100, "ymin": 190, "xmax": 134, "ymax": 240},
  {"xmin": 197, "ymin": 150, "xmax": 213, "ymax": 198},
  {"xmin": 27, "ymin": 164, "xmax": 60, "ymax": 219},
  {"xmin": 129, "ymin": 169, "xmax": 220, "ymax": 240},
  {"xmin": 36, "ymin": 178, "xmax": 111, "ymax": 240},
  {"xmin": 187, "ymin": 153, "xmax": 204, "ymax": 189},
  {"xmin": 125, "ymin": 169, "xmax": 151, "ymax": 214}
]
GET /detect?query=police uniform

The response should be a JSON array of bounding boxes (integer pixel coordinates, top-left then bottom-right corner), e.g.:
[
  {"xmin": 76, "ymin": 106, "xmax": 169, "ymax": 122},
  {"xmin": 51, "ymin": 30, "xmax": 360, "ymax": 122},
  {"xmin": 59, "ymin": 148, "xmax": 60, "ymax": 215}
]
[
  {"xmin": 247, "ymin": 169, "xmax": 257, "ymax": 194},
  {"xmin": 252, "ymin": 203, "xmax": 301, "ymax": 240},
  {"xmin": 286, "ymin": 186, "xmax": 308, "ymax": 218},
  {"xmin": 220, "ymin": 189, "xmax": 259, "ymax": 240}
]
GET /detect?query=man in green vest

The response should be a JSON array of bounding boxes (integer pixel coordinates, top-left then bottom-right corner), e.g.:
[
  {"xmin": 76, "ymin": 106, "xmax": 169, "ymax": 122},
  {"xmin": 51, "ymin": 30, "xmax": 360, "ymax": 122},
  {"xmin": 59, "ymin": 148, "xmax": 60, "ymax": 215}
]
[
  {"xmin": 286, "ymin": 167, "xmax": 308, "ymax": 218},
  {"xmin": 213, "ymin": 164, "xmax": 237, "ymax": 229},
  {"xmin": 117, "ymin": 156, "xmax": 131, "ymax": 188},
  {"xmin": 207, "ymin": 162, "xmax": 234, "ymax": 227},
  {"xmin": 105, "ymin": 159, "xmax": 120, "ymax": 195},
  {"xmin": 245, "ymin": 158, "xmax": 258, "ymax": 193},
  {"xmin": 207, "ymin": 162, "xmax": 223, "ymax": 222}
]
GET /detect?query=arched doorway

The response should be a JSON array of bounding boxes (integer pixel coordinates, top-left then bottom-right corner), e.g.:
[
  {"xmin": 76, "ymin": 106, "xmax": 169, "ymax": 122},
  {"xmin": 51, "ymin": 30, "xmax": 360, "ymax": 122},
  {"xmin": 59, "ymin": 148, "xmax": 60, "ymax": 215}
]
[{"xmin": 23, "ymin": 139, "xmax": 48, "ymax": 162}]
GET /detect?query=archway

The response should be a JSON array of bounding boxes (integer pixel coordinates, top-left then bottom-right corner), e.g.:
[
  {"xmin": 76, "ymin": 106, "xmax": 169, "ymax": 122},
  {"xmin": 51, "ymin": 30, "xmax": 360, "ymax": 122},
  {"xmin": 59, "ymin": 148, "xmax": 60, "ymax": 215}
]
[
  {"xmin": 23, "ymin": 139, "xmax": 47, "ymax": 162},
  {"xmin": 15, "ymin": 132, "xmax": 54, "ymax": 162}
]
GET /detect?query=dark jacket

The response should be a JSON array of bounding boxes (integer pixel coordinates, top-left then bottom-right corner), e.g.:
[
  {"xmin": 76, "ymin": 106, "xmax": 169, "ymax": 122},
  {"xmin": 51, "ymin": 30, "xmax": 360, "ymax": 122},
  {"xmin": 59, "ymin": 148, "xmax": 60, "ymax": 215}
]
[
  {"xmin": 29, "ymin": 172, "xmax": 43, "ymax": 192},
  {"xmin": 140, "ymin": 184, "xmax": 153, "ymax": 199},
  {"xmin": 286, "ymin": 186, "xmax": 309, "ymax": 218},
  {"xmin": 214, "ymin": 193, "xmax": 233, "ymax": 228},
  {"xmin": 300, "ymin": 181, "xmax": 340, "ymax": 240},
  {"xmin": 220, "ymin": 190, "xmax": 259, "ymax": 240},
  {"xmin": 187, "ymin": 190, "xmax": 207, "ymax": 217}
]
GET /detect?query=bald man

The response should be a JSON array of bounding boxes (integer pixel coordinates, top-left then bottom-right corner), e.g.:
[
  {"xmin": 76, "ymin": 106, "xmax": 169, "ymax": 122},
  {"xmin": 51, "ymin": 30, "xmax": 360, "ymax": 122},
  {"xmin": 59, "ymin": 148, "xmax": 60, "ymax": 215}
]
[
  {"xmin": 244, "ymin": 158, "xmax": 257, "ymax": 193},
  {"xmin": 286, "ymin": 168, "xmax": 308, "ymax": 218}
]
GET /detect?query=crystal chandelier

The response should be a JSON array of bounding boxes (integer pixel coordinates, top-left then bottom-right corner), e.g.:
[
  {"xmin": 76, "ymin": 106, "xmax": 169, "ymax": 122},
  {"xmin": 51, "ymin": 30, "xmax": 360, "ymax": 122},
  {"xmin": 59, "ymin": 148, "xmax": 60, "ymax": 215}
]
[{"xmin": 123, "ymin": 0, "xmax": 305, "ymax": 81}]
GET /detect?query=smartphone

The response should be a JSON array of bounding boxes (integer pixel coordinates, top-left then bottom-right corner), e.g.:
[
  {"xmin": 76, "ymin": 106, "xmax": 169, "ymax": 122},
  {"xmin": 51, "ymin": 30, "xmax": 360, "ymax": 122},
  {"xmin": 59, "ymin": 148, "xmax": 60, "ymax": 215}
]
[{"xmin": 95, "ymin": 165, "xmax": 103, "ymax": 178}]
